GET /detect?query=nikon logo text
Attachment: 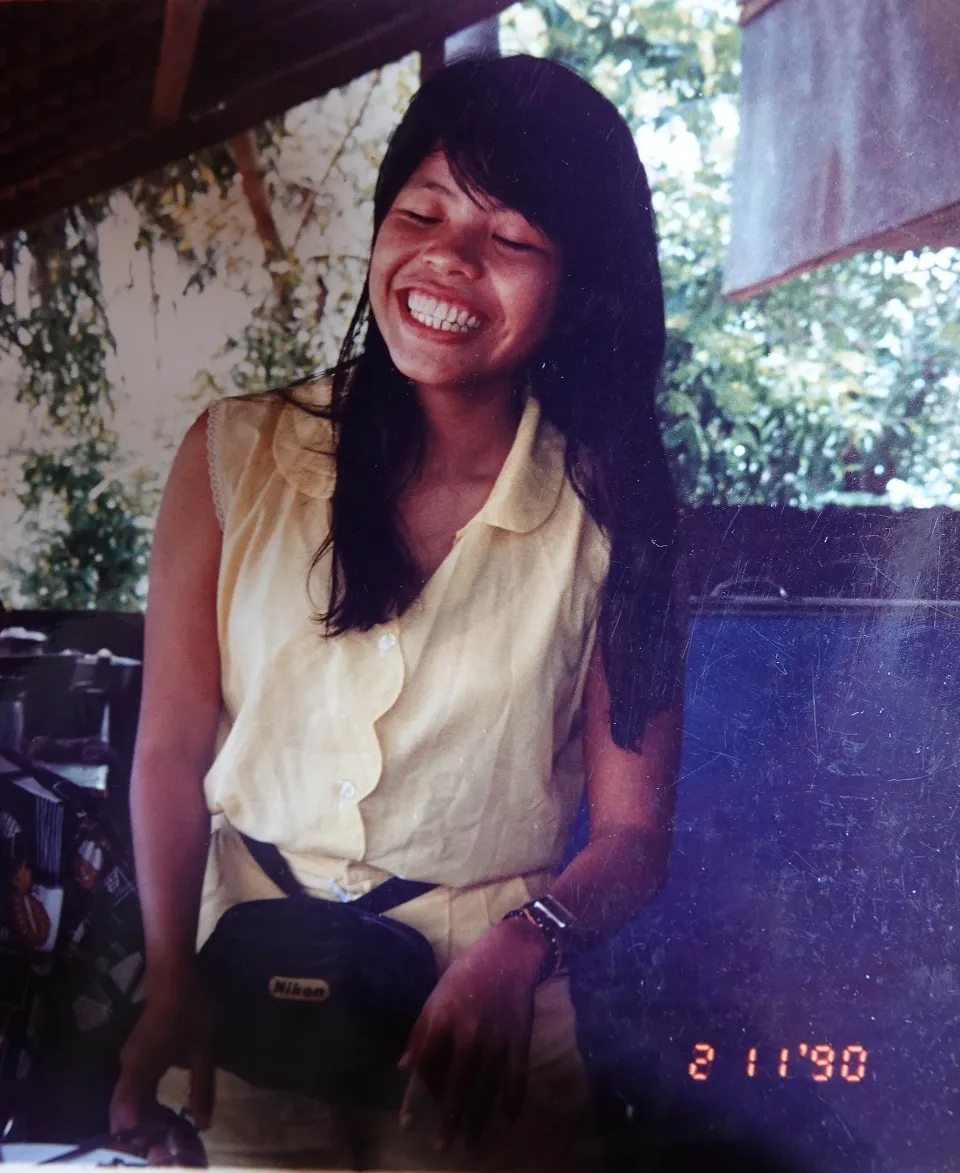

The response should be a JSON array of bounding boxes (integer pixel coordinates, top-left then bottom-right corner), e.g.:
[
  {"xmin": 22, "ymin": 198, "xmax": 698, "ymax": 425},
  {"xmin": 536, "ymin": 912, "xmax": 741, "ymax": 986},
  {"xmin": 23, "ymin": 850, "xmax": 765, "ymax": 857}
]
[{"xmin": 268, "ymin": 976, "xmax": 330, "ymax": 1002}]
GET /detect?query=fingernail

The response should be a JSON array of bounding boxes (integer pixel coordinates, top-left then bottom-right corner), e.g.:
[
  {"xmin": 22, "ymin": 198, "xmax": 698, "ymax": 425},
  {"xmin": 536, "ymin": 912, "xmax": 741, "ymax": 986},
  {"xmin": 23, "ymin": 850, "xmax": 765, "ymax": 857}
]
[
  {"xmin": 400, "ymin": 1112, "xmax": 414, "ymax": 1132},
  {"xmin": 433, "ymin": 1135, "xmax": 450, "ymax": 1153}
]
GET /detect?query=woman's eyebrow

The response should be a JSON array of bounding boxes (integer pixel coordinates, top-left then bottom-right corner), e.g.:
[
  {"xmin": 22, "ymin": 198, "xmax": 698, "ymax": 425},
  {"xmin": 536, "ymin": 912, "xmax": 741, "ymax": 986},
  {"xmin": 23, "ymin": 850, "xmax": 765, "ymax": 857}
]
[{"xmin": 405, "ymin": 176, "xmax": 545, "ymax": 240}]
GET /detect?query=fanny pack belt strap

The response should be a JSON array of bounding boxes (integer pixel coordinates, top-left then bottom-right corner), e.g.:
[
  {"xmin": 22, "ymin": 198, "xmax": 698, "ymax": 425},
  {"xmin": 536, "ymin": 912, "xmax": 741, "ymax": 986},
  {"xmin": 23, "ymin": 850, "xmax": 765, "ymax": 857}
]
[
  {"xmin": 353, "ymin": 876, "xmax": 436, "ymax": 915},
  {"xmin": 239, "ymin": 832, "xmax": 435, "ymax": 913},
  {"xmin": 240, "ymin": 832, "xmax": 304, "ymax": 897}
]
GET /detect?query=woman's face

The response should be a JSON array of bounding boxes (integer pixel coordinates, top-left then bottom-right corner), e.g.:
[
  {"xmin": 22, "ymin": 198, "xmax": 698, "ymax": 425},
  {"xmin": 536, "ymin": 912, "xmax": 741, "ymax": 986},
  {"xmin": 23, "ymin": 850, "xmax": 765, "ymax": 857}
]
[{"xmin": 369, "ymin": 151, "xmax": 561, "ymax": 399}]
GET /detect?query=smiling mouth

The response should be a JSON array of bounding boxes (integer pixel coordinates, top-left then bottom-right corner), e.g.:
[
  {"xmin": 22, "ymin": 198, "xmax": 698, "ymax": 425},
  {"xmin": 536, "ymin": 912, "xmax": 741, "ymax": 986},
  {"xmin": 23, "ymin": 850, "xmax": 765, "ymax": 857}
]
[{"xmin": 405, "ymin": 290, "xmax": 482, "ymax": 334}]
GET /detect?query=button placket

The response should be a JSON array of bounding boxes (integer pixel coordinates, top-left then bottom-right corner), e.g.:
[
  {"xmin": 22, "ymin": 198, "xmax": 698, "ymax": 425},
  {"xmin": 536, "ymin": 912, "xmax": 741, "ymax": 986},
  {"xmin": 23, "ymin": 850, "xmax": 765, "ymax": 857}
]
[{"xmin": 353, "ymin": 624, "xmax": 405, "ymax": 822}]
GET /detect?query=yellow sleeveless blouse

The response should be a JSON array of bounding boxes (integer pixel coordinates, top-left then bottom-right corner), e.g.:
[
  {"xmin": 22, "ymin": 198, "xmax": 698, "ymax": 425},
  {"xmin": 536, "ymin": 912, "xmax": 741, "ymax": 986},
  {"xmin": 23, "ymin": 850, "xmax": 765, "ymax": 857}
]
[{"xmin": 202, "ymin": 383, "xmax": 609, "ymax": 902}]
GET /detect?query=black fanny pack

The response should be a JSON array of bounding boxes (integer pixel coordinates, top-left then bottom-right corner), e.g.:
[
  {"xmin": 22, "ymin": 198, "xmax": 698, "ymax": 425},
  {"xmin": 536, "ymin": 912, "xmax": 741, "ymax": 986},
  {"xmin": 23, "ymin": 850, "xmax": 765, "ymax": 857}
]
[{"xmin": 196, "ymin": 834, "xmax": 437, "ymax": 1106}]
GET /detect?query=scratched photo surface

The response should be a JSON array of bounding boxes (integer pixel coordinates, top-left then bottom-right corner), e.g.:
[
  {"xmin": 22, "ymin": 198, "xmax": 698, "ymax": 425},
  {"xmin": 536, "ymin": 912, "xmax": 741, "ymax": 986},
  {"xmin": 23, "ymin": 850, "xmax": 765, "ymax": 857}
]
[
  {"xmin": 574, "ymin": 548, "xmax": 960, "ymax": 1173},
  {"xmin": 2, "ymin": 2, "xmax": 960, "ymax": 1172}
]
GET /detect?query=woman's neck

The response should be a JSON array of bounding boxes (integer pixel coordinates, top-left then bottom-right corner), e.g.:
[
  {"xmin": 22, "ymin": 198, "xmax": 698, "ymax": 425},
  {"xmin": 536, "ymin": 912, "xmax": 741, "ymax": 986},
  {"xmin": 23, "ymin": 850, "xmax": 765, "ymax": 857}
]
[{"xmin": 415, "ymin": 379, "xmax": 521, "ymax": 482}]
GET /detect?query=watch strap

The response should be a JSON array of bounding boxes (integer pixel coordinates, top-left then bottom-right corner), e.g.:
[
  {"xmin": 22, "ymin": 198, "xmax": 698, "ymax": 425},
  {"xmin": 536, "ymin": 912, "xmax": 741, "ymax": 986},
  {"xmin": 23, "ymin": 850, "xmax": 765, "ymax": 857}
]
[{"xmin": 502, "ymin": 895, "xmax": 576, "ymax": 982}]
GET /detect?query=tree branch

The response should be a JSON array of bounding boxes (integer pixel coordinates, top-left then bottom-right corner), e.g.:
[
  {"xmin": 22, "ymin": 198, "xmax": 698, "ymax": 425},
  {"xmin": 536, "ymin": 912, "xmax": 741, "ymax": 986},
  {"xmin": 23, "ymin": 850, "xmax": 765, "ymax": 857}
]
[
  {"xmin": 292, "ymin": 70, "xmax": 382, "ymax": 249},
  {"xmin": 231, "ymin": 130, "xmax": 285, "ymax": 264}
]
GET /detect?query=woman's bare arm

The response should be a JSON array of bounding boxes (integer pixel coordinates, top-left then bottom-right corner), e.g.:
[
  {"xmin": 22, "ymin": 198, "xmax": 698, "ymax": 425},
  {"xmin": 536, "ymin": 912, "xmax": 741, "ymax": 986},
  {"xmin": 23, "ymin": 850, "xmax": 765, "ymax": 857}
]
[
  {"xmin": 549, "ymin": 641, "xmax": 681, "ymax": 942},
  {"xmin": 111, "ymin": 411, "xmax": 223, "ymax": 1130},
  {"xmin": 132, "ymin": 410, "xmax": 222, "ymax": 984}
]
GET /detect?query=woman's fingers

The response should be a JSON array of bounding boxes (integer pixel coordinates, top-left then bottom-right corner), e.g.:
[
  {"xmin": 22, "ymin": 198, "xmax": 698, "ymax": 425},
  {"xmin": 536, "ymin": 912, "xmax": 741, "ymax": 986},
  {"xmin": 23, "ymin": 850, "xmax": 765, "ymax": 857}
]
[
  {"xmin": 458, "ymin": 1051, "xmax": 503, "ymax": 1149},
  {"xmin": 401, "ymin": 1013, "xmax": 477, "ymax": 1140},
  {"xmin": 406, "ymin": 1023, "xmax": 508, "ymax": 1151},
  {"xmin": 109, "ymin": 1081, "xmax": 145, "ymax": 1135},
  {"xmin": 110, "ymin": 1059, "xmax": 160, "ymax": 1135},
  {"xmin": 145, "ymin": 1140, "xmax": 177, "ymax": 1166},
  {"xmin": 399, "ymin": 1011, "xmax": 439, "ymax": 1130},
  {"xmin": 398, "ymin": 1002, "xmax": 429, "ymax": 1074},
  {"xmin": 501, "ymin": 1036, "xmax": 528, "ymax": 1122},
  {"xmin": 409, "ymin": 1018, "xmax": 455, "ymax": 1105},
  {"xmin": 435, "ymin": 1044, "xmax": 480, "ymax": 1150},
  {"xmin": 399, "ymin": 1068, "xmax": 430, "ymax": 1132}
]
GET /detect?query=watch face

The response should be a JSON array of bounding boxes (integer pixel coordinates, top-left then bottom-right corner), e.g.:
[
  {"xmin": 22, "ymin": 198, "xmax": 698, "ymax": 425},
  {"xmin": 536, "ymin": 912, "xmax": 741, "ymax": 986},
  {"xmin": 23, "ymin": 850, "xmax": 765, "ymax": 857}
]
[{"xmin": 532, "ymin": 897, "xmax": 575, "ymax": 933}]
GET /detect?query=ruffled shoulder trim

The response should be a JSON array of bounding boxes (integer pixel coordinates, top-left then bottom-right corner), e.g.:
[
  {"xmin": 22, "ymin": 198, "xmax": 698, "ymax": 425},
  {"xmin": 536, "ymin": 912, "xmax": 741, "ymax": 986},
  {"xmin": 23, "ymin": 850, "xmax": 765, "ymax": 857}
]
[
  {"xmin": 271, "ymin": 378, "xmax": 336, "ymax": 500},
  {"xmin": 206, "ymin": 398, "xmax": 228, "ymax": 529}
]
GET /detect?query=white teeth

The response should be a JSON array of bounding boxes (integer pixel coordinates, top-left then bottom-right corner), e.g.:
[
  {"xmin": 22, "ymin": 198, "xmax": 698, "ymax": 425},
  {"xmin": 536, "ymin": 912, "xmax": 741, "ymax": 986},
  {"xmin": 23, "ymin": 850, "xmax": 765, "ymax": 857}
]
[{"xmin": 405, "ymin": 290, "xmax": 481, "ymax": 333}]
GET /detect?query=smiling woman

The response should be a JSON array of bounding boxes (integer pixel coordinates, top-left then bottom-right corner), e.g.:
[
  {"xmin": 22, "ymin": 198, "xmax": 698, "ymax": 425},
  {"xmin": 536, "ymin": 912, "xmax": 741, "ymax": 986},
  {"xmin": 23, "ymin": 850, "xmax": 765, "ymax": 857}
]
[
  {"xmin": 110, "ymin": 55, "xmax": 686, "ymax": 1171},
  {"xmin": 369, "ymin": 152, "xmax": 560, "ymax": 399}
]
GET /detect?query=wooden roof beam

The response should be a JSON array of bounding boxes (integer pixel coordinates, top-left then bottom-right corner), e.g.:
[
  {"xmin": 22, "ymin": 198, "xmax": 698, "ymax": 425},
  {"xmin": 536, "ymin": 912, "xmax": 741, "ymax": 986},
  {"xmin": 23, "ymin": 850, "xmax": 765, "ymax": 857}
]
[{"xmin": 152, "ymin": 0, "xmax": 207, "ymax": 124}]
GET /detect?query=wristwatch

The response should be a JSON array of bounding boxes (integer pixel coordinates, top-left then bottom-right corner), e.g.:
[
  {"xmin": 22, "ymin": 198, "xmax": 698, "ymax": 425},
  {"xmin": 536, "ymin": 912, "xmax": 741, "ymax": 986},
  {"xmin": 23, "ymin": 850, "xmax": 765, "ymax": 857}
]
[{"xmin": 502, "ymin": 895, "xmax": 577, "ymax": 982}]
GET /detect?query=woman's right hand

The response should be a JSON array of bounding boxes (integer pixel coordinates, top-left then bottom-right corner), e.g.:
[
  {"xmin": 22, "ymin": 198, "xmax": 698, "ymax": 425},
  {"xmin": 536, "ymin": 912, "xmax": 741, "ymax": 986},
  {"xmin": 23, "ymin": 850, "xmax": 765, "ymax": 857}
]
[{"xmin": 110, "ymin": 970, "xmax": 214, "ymax": 1137}]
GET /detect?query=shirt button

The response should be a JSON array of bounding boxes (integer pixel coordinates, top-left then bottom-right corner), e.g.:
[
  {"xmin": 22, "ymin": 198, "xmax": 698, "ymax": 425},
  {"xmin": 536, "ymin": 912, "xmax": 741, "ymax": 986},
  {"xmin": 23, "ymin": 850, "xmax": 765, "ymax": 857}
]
[
  {"xmin": 339, "ymin": 779, "xmax": 356, "ymax": 801},
  {"xmin": 377, "ymin": 631, "xmax": 397, "ymax": 655}
]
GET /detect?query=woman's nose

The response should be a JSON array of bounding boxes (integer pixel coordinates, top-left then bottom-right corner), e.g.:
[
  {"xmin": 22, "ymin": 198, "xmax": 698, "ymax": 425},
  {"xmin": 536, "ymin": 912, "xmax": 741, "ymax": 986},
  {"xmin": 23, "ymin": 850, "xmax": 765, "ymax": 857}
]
[{"xmin": 421, "ymin": 226, "xmax": 483, "ymax": 279}]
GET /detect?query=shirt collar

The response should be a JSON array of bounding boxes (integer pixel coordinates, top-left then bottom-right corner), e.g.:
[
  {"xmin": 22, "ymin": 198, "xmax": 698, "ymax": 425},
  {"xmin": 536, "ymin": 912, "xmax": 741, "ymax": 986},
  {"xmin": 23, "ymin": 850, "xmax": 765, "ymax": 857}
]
[
  {"xmin": 273, "ymin": 382, "xmax": 566, "ymax": 533},
  {"xmin": 475, "ymin": 394, "xmax": 566, "ymax": 535}
]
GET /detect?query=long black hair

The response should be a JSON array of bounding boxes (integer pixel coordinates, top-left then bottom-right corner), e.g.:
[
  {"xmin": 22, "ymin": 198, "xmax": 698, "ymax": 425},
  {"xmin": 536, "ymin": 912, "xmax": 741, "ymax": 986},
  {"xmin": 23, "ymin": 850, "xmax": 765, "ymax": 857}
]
[{"xmin": 285, "ymin": 54, "xmax": 684, "ymax": 750}]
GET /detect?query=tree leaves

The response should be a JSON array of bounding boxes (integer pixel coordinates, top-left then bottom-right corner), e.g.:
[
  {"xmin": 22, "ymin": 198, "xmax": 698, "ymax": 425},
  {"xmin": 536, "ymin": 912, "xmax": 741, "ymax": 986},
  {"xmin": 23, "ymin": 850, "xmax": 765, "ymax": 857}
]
[
  {"xmin": 0, "ymin": 61, "xmax": 414, "ymax": 609},
  {"xmin": 13, "ymin": 438, "xmax": 156, "ymax": 610},
  {"xmin": 506, "ymin": 0, "xmax": 960, "ymax": 509}
]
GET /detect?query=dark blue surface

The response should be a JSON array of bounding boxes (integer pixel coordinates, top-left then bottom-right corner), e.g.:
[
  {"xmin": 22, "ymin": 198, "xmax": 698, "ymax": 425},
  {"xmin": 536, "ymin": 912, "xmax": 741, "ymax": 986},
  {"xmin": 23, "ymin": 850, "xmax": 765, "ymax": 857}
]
[{"xmin": 573, "ymin": 609, "xmax": 960, "ymax": 1173}]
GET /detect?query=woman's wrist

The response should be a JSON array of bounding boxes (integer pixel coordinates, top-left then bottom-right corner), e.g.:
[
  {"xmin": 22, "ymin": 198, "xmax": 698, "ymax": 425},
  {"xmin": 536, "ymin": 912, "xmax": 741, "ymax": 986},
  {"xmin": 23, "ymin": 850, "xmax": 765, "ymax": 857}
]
[
  {"xmin": 493, "ymin": 912, "xmax": 553, "ymax": 981},
  {"xmin": 143, "ymin": 949, "xmax": 198, "ymax": 1002},
  {"xmin": 502, "ymin": 895, "xmax": 577, "ymax": 981}
]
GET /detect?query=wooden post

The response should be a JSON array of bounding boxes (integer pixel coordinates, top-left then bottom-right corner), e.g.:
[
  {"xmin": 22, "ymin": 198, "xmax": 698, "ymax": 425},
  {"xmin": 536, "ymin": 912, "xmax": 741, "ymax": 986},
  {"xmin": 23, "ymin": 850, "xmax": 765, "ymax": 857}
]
[{"xmin": 420, "ymin": 15, "xmax": 500, "ymax": 81}]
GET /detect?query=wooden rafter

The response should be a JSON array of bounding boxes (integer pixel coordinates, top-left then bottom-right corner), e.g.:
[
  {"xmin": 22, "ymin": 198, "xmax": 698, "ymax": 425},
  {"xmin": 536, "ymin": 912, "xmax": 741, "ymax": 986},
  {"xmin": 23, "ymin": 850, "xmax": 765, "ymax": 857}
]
[
  {"xmin": 152, "ymin": 0, "xmax": 207, "ymax": 124},
  {"xmin": 0, "ymin": 0, "xmax": 512, "ymax": 234}
]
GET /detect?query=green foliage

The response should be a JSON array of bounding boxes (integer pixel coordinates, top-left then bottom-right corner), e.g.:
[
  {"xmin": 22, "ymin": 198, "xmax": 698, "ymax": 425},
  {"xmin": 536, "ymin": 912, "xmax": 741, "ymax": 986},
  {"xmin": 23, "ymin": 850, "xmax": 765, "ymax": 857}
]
[
  {"xmin": 14, "ymin": 437, "xmax": 157, "ymax": 610},
  {"xmin": 0, "ymin": 127, "xmax": 297, "ymax": 611},
  {"xmin": 0, "ymin": 66, "xmax": 411, "ymax": 609},
  {"xmin": 0, "ymin": 201, "xmax": 114, "ymax": 427},
  {"xmin": 505, "ymin": 0, "xmax": 960, "ymax": 507},
  {"xmin": 0, "ymin": 198, "xmax": 157, "ymax": 610}
]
